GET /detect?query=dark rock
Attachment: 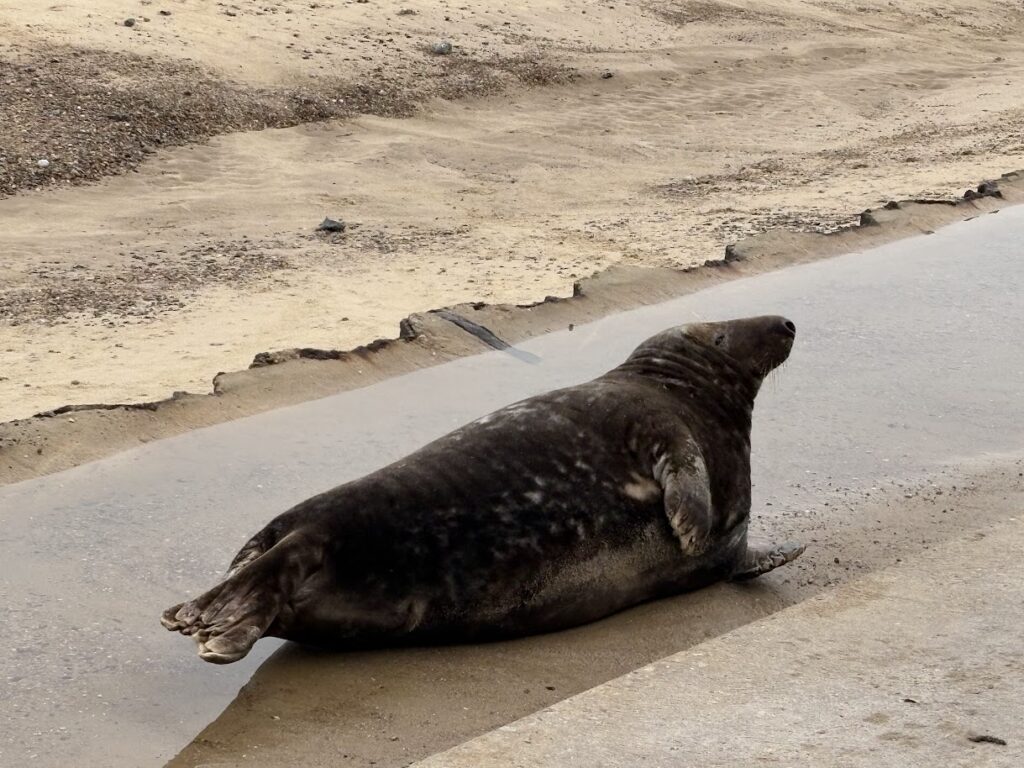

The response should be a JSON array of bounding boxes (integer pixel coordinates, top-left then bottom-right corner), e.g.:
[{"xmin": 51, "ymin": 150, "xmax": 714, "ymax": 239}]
[
  {"xmin": 976, "ymin": 180, "xmax": 1002, "ymax": 197},
  {"xmin": 316, "ymin": 217, "xmax": 346, "ymax": 232},
  {"xmin": 601, "ymin": 70, "xmax": 614, "ymax": 79},
  {"xmin": 123, "ymin": 18, "xmax": 136, "ymax": 27},
  {"xmin": 858, "ymin": 210, "xmax": 880, "ymax": 227},
  {"xmin": 398, "ymin": 316, "xmax": 419, "ymax": 340},
  {"xmin": 724, "ymin": 243, "xmax": 744, "ymax": 262}
]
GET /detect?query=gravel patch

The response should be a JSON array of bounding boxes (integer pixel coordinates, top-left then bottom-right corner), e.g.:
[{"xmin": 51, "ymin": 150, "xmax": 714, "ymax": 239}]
[{"xmin": 0, "ymin": 45, "xmax": 573, "ymax": 198}]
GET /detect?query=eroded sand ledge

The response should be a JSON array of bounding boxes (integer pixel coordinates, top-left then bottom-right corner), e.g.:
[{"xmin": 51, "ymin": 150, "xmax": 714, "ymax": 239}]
[{"xmin": 1, "ymin": 171, "xmax": 1019, "ymax": 486}]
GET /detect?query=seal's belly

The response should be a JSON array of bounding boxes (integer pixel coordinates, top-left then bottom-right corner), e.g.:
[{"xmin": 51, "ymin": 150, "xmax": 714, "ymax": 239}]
[
  {"xmin": 428, "ymin": 514, "xmax": 746, "ymax": 638},
  {"xmin": 509, "ymin": 523, "xmax": 697, "ymax": 630},
  {"xmin": 423, "ymin": 520, "xmax": 703, "ymax": 638},
  {"xmin": 286, "ymin": 520, "xmax": 692, "ymax": 644}
]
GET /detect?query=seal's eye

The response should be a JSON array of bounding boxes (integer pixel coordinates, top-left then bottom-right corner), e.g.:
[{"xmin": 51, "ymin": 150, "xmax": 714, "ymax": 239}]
[{"xmin": 714, "ymin": 334, "xmax": 726, "ymax": 347}]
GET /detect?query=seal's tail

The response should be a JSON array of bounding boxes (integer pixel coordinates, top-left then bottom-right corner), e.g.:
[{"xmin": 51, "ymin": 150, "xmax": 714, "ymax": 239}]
[{"xmin": 161, "ymin": 531, "xmax": 314, "ymax": 664}]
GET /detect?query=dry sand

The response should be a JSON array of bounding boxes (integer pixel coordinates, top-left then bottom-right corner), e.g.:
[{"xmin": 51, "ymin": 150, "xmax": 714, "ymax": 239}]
[{"xmin": 3, "ymin": 0, "xmax": 1024, "ymax": 424}]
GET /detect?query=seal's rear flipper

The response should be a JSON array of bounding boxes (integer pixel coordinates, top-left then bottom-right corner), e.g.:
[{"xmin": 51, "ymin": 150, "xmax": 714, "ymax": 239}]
[
  {"xmin": 161, "ymin": 532, "xmax": 314, "ymax": 664},
  {"xmin": 729, "ymin": 538, "xmax": 806, "ymax": 582}
]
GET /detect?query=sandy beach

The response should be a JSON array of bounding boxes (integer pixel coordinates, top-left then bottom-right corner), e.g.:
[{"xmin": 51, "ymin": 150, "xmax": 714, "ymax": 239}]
[{"xmin": 2, "ymin": 0, "xmax": 1024, "ymax": 424}]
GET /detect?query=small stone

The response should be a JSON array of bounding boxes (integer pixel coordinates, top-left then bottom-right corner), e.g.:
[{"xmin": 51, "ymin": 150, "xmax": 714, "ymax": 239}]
[
  {"xmin": 397, "ymin": 8, "xmax": 417, "ymax": 15},
  {"xmin": 159, "ymin": 9, "xmax": 172, "ymax": 15},
  {"xmin": 70, "ymin": 380, "xmax": 81, "ymax": 385},
  {"xmin": 36, "ymin": 158, "xmax": 50, "ymax": 168},
  {"xmin": 123, "ymin": 17, "xmax": 136, "ymax": 27},
  {"xmin": 316, "ymin": 217, "xmax": 346, "ymax": 232},
  {"xmin": 431, "ymin": 40, "xmax": 453, "ymax": 55},
  {"xmin": 601, "ymin": 70, "xmax": 614, "ymax": 79}
]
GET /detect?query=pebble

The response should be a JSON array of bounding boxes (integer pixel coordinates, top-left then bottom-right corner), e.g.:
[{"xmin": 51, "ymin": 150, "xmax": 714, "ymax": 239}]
[
  {"xmin": 432, "ymin": 40, "xmax": 453, "ymax": 55},
  {"xmin": 36, "ymin": 158, "xmax": 50, "ymax": 168},
  {"xmin": 123, "ymin": 18, "xmax": 136, "ymax": 27}
]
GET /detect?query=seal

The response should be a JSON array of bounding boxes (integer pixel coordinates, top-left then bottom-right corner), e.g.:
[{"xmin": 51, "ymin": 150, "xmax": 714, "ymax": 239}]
[{"xmin": 162, "ymin": 315, "xmax": 805, "ymax": 664}]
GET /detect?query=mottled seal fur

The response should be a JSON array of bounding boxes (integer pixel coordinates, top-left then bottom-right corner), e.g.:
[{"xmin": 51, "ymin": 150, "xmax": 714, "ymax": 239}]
[{"xmin": 162, "ymin": 315, "xmax": 804, "ymax": 663}]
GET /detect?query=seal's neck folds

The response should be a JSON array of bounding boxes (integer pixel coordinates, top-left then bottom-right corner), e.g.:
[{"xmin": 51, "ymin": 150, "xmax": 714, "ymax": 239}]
[{"xmin": 614, "ymin": 338, "xmax": 759, "ymax": 427}]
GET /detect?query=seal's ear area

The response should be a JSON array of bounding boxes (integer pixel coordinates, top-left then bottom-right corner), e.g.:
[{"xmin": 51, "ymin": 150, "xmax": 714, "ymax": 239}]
[{"xmin": 676, "ymin": 321, "xmax": 717, "ymax": 347}]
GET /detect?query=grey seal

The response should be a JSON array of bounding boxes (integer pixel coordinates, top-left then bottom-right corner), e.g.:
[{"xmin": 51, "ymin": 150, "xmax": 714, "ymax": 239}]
[{"xmin": 162, "ymin": 315, "xmax": 804, "ymax": 663}]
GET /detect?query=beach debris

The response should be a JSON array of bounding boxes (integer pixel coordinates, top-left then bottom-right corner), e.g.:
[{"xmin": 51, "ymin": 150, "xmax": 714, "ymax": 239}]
[
  {"xmin": 601, "ymin": 70, "xmax": 614, "ymax": 79},
  {"xmin": 431, "ymin": 40, "xmax": 453, "ymax": 55},
  {"xmin": 316, "ymin": 217, "xmax": 346, "ymax": 233},
  {"xmin": 968, "ymin": 734, "xmax": 1007, "ymax": 746},
  {"xmin": 123, "ymin": 18, "xmax": 136, "ymax": 27}
]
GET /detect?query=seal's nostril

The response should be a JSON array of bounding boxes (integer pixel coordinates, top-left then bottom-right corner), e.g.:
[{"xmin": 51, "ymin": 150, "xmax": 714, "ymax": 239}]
[{"xmin": 782, "ymin": 320, "xmax": 796, "ymax": 336}]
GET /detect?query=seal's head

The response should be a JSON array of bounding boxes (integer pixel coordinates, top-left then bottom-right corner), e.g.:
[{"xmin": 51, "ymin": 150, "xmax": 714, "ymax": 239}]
[
  {"xmin": 681, "ymin": 315, "xmax": 795, "ymax": 380},
  {"xmin": 618, "ymin": 315, "xmax": 795, "ymax": 401}
]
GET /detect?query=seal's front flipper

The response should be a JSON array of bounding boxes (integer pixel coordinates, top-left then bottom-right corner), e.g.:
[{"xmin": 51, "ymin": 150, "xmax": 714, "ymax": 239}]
[
  {"xmin": 161, "ymin": 532, "xmax": 316, "ymax": 664},
  {"xmin": 729, "ymin": 538, "xmax": 806, "ymax": 581},
  {"xmin": 658, "ymin": 448, "xmax": 714, "ymax": 556}
]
